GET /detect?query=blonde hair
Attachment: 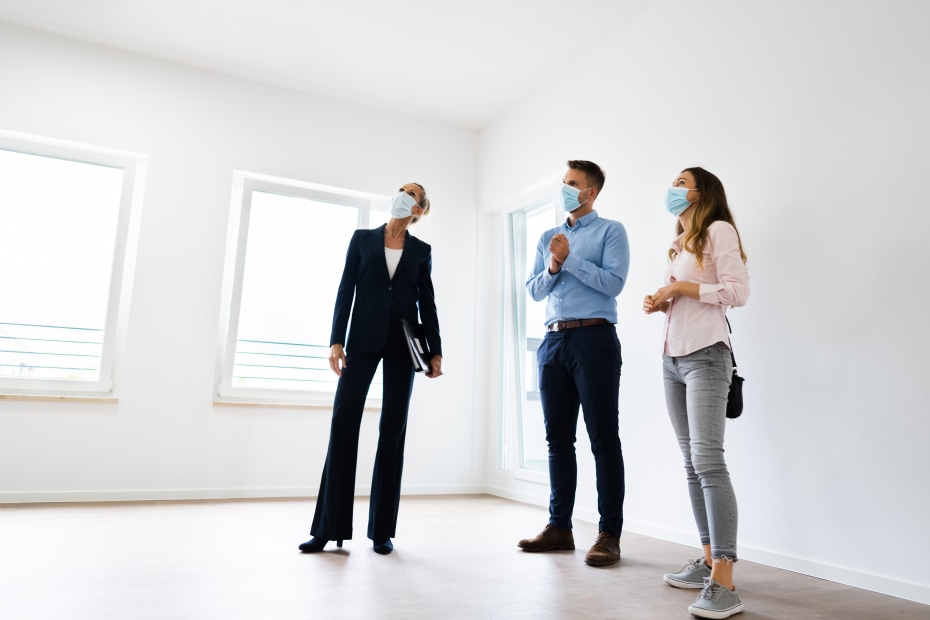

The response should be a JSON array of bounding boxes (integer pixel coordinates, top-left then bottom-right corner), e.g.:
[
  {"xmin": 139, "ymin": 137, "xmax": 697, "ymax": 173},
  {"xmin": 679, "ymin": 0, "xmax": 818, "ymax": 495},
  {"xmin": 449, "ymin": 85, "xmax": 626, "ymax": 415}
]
[{"xmin": 411, "ymin": 182, "xmax": 430, "ymax": 224}]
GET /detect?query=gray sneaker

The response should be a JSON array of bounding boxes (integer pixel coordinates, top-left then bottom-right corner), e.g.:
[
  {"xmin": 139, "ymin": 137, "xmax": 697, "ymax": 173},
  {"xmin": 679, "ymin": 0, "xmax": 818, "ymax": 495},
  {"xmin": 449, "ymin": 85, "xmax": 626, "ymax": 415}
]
[
  {"xmin": 688, "ymin": 578, "xmax": 744, "ymax": 619},
  {"xmin": 664, "ymin": 558, "xmax": 712, "ymax": 589}
]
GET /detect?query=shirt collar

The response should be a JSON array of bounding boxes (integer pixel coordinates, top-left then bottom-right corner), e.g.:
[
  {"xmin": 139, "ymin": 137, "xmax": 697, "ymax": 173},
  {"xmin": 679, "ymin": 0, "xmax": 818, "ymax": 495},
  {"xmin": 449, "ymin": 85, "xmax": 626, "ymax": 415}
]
[{"xmin": 563, "ymin": 209, "xmax": 599, "ymax": 230}]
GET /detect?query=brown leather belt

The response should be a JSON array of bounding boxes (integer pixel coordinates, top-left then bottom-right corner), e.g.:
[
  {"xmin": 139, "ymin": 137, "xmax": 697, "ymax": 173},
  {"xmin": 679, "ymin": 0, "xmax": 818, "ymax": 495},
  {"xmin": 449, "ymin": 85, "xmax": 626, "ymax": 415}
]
[{"xmin": 547, "ymin": 318, "xmax": 610, "ymax": 332}]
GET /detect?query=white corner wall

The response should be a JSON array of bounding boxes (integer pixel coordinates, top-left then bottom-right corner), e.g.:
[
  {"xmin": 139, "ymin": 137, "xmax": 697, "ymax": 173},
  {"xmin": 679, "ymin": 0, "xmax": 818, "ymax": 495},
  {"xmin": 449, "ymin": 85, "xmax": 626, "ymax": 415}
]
[
  {"xmin": 0, "ymin": 23, "xmax": 482, "ymax": 502},
  {"xmin": 478, "ymin": 0, "xmax": 930, "ymax": 605}
]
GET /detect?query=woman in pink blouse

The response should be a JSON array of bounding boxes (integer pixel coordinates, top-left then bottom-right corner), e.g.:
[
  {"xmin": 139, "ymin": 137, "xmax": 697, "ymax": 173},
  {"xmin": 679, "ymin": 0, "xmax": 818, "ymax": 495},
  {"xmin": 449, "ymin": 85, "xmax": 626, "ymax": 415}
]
[{"xmin": 644, "ymin": 167, "xmax": 749, "ymax": 620}]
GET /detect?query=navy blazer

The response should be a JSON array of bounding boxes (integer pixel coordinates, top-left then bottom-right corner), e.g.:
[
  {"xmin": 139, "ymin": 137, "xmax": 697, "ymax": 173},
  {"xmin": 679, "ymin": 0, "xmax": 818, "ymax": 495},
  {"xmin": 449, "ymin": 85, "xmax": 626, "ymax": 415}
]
[{"xmin": 330, "ymin": 225, "xmax": 441, "ymax": 358}]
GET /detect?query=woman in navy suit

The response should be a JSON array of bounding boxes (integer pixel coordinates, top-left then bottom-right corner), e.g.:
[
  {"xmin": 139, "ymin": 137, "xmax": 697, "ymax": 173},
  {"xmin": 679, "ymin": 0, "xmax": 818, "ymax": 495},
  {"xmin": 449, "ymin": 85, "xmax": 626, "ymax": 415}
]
[{"xmin": 299, "ymin": 182, "xmax": 443, "ymax": 555}]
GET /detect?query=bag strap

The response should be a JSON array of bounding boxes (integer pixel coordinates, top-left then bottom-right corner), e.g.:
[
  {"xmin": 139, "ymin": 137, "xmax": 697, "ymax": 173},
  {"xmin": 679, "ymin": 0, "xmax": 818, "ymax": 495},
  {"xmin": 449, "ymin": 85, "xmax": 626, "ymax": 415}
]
[{"xmin": 726, "ymin": 316, "xmax": 737, "ymax": 369}]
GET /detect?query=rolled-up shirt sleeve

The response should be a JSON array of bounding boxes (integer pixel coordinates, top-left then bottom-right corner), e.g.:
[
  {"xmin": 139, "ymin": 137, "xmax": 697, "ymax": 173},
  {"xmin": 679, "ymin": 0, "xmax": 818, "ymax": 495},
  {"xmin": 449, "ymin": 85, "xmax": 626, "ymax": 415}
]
[{"xmin": 698, "ymin": 222, "xmax": 749, "ymax": 307}]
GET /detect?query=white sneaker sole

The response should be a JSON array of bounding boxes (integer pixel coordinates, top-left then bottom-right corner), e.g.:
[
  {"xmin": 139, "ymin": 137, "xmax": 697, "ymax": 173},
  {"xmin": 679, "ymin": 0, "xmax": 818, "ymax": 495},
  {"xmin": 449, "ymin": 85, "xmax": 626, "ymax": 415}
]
[{"xmin": 687, "ymin": 601, "xmax": 745, "ymax": 619}]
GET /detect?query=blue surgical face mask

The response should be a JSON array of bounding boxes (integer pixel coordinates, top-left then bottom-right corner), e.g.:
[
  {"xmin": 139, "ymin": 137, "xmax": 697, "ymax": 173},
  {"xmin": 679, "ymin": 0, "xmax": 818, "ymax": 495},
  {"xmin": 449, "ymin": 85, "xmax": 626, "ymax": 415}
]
[
  {"xmin": 559, "ymin": 184, "xmax": 590, "ymax": 212},
  {"xmin": 391, "ymin": 192, "xmax": 418, "ymax": 218},
  {"xmin": 665, "ymin": 186, "xmax": 696, "ymax": 216}
]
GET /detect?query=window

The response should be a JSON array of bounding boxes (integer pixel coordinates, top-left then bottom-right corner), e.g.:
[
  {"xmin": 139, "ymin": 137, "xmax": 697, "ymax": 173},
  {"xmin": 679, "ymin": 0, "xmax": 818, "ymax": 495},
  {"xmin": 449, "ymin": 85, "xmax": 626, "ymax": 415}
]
[
  {"xmin": 215, "ymin": 172, "xmax": 389, "ymax": 406},
  {"xmin": 0, "ymin": 130, "xmax": 145, "ymax": 398},
  {"xmin": 504, "ymin": 196, "xmax": 559, "ymax": 476}
]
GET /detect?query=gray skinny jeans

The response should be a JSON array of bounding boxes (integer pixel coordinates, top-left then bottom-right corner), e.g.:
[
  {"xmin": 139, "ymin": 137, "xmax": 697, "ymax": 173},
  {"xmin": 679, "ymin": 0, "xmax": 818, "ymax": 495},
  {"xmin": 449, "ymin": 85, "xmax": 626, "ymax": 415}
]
[{"xmin": 663, "ymin": 342, "xmax": 738, "ymax": 560}]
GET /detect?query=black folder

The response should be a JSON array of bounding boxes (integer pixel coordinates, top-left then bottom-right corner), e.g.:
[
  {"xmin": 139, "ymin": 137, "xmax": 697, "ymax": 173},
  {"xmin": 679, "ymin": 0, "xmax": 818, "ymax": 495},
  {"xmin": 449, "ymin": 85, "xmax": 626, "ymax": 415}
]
[{"xmin": 401, "ymin": 319, "xmax": 431, "ymax": 372}]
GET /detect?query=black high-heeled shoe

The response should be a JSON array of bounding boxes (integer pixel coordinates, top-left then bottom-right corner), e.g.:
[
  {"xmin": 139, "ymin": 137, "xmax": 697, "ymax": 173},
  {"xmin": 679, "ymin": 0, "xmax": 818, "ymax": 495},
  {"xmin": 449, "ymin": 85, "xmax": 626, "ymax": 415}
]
[
  {"xmin": 373, "ymin": 538, "xmax": 393, "ymax": 555},
  {"xmin": 298, "ymin": 537, "xmax": 344, "ymax": 553}
]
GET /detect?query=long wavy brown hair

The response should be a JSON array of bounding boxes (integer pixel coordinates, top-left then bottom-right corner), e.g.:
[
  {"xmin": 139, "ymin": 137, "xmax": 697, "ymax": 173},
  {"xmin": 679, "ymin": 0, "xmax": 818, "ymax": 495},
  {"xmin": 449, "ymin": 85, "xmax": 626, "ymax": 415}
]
[{"xmin": 669, "ymin": 167, "xmax": 747, "ymax": 269}]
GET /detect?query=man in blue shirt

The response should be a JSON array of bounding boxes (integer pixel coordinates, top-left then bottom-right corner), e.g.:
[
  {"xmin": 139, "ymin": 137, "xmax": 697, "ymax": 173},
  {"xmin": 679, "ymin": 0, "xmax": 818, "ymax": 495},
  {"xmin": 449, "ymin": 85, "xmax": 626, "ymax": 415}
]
[{"xmin": 518, "ymin": 160, "xmax": 630, "ymax": 567}]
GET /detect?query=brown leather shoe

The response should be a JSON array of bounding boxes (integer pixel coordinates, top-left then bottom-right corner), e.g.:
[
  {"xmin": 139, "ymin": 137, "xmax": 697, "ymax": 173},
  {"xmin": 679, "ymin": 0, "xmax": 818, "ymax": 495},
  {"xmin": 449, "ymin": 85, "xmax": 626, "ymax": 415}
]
[
  {"xmin": 518, "ymin": 524, "xmax": 575, "ymax": 552},
  {"xmin": 584, "ymin": 531, "xmax": 620, "ymax": 566}
]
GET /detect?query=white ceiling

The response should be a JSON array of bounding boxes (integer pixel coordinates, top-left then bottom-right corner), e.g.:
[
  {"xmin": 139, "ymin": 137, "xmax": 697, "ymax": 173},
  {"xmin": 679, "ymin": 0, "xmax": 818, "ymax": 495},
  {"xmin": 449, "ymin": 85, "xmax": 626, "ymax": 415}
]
[{"xmin": 0, "ymin": 0, "xmax": 655, "ymax": 129}]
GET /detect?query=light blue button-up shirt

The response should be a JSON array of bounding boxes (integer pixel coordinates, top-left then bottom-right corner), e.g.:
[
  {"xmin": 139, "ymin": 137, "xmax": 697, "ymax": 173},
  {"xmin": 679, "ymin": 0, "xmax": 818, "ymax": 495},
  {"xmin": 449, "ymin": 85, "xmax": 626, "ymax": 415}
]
[{"xmin": 526, "ymin": 210, "xmax": 630, "ymax": 326}]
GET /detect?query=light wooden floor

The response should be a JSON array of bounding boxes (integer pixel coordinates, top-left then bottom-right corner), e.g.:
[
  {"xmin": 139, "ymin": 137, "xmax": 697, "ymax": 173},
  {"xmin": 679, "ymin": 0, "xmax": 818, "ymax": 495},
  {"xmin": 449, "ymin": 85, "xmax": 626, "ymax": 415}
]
[{"xmin": 1, "ymin": 495, "xmax": 927, "ymax": 619}]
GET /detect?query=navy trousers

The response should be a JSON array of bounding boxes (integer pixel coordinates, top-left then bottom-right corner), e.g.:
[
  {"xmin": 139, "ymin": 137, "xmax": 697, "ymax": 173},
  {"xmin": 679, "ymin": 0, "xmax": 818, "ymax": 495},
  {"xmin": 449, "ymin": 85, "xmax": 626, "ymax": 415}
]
[
  {"xmin": 537, "ymin": 323, "xmax": 625, "ymax": 537},
  {"xmin": 310, "ymin": 344, "xmax": 415, "ymax": 542}
]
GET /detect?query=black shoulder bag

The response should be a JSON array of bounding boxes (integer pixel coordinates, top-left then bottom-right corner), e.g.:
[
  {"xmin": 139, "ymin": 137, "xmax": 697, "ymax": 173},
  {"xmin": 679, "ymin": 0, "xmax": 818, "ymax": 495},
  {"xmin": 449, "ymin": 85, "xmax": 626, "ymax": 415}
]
[{"xmin": 726, "ymin": 318, "xmax": 744, "ymax": 419}]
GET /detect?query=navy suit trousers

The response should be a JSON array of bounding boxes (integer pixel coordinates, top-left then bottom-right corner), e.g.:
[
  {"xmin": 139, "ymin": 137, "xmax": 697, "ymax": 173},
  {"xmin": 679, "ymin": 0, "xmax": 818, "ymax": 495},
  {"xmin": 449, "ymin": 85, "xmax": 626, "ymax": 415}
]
[
  {"xmin": 537, "ymin": 323, "xmax": 625, "ymax": 538},
  {"xmin": 310, "ymin": 345, "xmax": 415, "ymax": 542}
]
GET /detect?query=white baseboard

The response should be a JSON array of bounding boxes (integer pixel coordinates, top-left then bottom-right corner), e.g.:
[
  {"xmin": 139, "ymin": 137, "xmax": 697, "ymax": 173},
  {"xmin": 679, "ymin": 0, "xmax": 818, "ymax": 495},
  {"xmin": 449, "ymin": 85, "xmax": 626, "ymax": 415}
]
[
  {"xmin": 402, "ymin": 484, "xmax": 487, "ymax": 495},
  {"xmin": 0, "ymin": 488, "xmax": 313, "ymax": 503},
  {"xmin": 0, "ymin": 484, "xmax": 486, "ymax": 505},
  {"xmin": 622, "ymin": 519, "xmax": 930, "ymax": 607},
  {"xmin": 483, "ymin": 484, "xmax": 601, "ymax": 525},
  {"xmin": 482, "ymin": 484, "xmax": 547, "ymax": 508}
]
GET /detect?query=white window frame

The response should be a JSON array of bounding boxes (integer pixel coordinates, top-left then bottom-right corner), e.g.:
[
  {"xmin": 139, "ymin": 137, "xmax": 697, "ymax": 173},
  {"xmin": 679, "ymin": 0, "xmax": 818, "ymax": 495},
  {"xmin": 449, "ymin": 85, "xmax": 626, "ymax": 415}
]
[
  {"xmin": 214, "ymin": 171, "xmax": 388, "ymax": 407},
  {"xmin": 499, "ymin": 178, "xmax": 561, "ymax": 483},
  {"xmin": 0, "ymin": 129, "xmax": 145, "ymax": 399}
]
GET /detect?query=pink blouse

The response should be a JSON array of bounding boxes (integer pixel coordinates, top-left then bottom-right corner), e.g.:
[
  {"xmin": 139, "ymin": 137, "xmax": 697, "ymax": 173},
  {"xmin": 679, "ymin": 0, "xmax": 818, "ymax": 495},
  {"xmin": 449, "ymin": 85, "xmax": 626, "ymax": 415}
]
[{"xmin": 663, "ymin": 220, "xmax": 750, "ymax": 357}]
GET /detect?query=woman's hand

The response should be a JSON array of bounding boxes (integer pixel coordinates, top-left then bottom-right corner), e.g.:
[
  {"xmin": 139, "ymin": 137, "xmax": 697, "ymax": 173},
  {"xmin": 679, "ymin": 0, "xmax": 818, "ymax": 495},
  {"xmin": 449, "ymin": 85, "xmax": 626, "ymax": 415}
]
[
  {"xmin": 425, "ymin": 355, "xmax": 443, "ymax": 378},
  {"xmin": 644, "ymin": 281, "xmax": 701, "ymax": 314},
  {"xmin": 329, "ymin": 344, "xmax": 346, "ymax": 376},
  {"xmin": 644, "ymin": 282, "xmax": 677, "ymax": 314},
  {"xmin": 643, "ymin": 294, "xmax": 669, "ymax": 314}
]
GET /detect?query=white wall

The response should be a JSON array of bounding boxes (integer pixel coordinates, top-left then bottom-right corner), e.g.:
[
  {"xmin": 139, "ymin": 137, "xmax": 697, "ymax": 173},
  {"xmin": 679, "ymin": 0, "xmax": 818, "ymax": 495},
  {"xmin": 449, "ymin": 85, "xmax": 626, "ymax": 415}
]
[
  {"xmin": 0, "ymin": 24, "xmax": 482, "ymax": 501},
  {"xmin": 479, "ymin": 0, "xmax": 930, "ymax": 605}
]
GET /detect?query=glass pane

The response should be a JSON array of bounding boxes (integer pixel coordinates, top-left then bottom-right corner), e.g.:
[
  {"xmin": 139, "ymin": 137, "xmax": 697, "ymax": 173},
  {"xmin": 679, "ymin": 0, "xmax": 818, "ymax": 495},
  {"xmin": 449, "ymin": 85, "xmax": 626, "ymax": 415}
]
[
  {"xmin": 0, "ymin": 149, "xmax": 123, "ymax": 381},
  {"xmin": 524, "ymin": 208, "xmax": 555, "ymax": 338},
  {"xmin": 369, "ymin": 210, "xmax": 390, "ymax": 229},
  {"xmin": 232, "ymin": 191, "xmax": 382, "ymax": 396},
  {"xmin": 520, "ymin": 204, "xmax": 557, "ymax": 471}
]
